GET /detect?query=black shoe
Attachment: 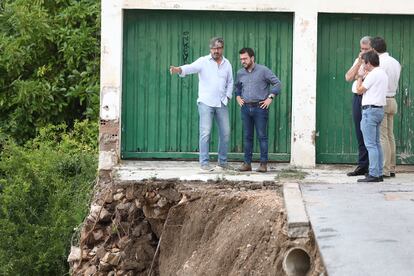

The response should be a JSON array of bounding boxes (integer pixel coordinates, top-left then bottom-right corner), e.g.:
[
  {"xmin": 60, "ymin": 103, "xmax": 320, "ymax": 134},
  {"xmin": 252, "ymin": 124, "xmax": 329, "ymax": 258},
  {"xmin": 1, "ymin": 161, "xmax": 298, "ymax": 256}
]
[
  {"xmin": 347, "ymin": 166, "xmax": 368, "ymax": 176},
  {"xmin": 390, "ymin": 172, "xmax": 396, "ymax": 177},
  {"xmin": 383, "ymin": 175, "xmax": 391, "ymax": 178},
  {"xmin": 379, "ymin": 176, "xmax": 384, "ymax": 182},
  {"xmin": 357, "ymin": 175, "xmax": 381, "ymax": 182}
]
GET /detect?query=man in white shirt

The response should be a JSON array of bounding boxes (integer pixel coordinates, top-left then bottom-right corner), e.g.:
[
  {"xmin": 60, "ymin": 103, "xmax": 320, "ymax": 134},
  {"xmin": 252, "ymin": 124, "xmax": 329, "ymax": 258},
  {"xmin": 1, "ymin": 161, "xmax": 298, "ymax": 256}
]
[
  {"xmin": 356, "ymin": 50, "xmax": 388, "ymax": 182},
  {"xmin": 170, "ymin": 37, "xmax": 234, "ymax": 170},
  {"xmin": 371, "ymin": 37, "xmax": 401, "ymax": 178},
  {"xmin": 345, "ymin": 36, "xmax": 372, "ymax": 177}
]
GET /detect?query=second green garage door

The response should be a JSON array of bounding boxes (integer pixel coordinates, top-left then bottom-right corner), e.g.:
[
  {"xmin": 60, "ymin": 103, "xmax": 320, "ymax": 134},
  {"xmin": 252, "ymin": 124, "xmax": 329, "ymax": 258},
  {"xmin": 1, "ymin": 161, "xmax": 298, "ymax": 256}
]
[
  {"xmin": 316, "ymin": 13, "xmax": 414, "ymax": 164},
  {"xmin": 121, "ymin": 10, "xmax": 293, "ymax": 160}
]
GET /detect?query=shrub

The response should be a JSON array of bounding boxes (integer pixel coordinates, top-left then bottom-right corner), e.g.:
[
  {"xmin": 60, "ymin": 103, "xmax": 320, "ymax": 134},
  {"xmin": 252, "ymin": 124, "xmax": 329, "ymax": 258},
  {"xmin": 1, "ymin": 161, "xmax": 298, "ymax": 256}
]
[{"xmin": 0, "ymin": 120, "xmax": 98, "ymax": 275}]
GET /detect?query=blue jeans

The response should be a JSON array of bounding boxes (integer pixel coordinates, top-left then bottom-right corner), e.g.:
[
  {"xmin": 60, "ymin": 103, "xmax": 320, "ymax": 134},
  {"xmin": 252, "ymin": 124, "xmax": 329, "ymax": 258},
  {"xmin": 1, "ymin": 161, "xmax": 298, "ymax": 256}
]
[
  {"xmin": 360, "ymin": 107, "xmax": 384, "ymax": 177},
  {"xmin": 241, "ymin": 105, "xmax": 269, "ymax": 164},
  {"xmin": 198, "ymin": 102, "xmax": 230, "ymax": 166}
]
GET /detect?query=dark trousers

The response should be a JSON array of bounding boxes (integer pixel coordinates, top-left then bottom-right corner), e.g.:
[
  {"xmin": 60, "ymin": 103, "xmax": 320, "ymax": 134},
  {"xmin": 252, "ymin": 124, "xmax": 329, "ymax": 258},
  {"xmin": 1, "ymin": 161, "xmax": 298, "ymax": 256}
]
[{"xmin": 352, "ymin": 94, "xmax": 369, "ymax": 168}]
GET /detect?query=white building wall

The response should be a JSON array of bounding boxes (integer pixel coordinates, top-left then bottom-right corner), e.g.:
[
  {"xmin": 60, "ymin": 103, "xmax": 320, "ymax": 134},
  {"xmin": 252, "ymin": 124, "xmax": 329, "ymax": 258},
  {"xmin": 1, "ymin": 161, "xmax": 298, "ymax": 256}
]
[{"xmin": 100, "ymin": 0, "xmax": 414, "ymax": 169}]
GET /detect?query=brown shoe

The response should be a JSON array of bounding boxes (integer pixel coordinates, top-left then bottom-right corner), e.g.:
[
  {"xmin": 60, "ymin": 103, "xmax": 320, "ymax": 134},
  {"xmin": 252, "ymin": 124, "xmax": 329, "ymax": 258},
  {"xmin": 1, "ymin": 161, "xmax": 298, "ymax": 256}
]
[
  {"xmin": 256, "ymin": 163, "xmax": 267, "ymax": 173},
  {"xmin": 238, "ymin": 163, "xmax": 252, "ymax": 172}
]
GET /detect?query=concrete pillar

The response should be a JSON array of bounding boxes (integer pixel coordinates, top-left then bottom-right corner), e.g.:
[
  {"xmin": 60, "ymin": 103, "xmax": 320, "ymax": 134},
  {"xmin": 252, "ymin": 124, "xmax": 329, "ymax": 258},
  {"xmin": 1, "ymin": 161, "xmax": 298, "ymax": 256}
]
[
  {"xmin": 99, "ymin": 0, "xmax": 123, "ymax": 170},
  {"xmin": 290, "ymin": 10, "xmax": 318, "ymax": 168}
]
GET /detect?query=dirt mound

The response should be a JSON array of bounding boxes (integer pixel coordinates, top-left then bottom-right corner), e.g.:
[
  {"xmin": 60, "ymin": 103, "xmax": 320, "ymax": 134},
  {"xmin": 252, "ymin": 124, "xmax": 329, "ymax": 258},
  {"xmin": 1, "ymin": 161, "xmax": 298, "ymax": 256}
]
[
  {"xmin": 159, "ymin": 186, "xmax": 323, "ymax": 276},
  {"xmin": 69, "ymin": 179, "xmax": 325, "ymax": 276}
]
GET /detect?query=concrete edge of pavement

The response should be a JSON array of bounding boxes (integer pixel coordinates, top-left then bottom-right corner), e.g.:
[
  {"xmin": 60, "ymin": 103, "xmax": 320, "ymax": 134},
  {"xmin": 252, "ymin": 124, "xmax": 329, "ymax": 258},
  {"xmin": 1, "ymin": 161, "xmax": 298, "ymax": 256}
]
[{"xmin": 283, "ymin": 182, "xmax": 310, "ymax": 238}]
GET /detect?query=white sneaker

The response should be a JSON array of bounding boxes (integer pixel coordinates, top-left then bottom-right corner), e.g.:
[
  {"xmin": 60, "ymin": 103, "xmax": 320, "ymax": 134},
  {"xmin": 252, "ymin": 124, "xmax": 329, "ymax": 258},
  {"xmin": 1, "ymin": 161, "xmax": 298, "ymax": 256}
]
[{"xmin": 200, "ymin": 164, "xmax": 214, "ymax": 171}]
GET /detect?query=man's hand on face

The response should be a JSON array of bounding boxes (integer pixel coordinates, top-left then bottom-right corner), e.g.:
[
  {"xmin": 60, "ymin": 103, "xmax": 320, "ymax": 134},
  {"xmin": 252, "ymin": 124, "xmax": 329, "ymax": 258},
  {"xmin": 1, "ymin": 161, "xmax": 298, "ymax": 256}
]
[
  {"xmin": 357, "ymin": 64, "xmax": 366, "ymax": 78},
  {"xmin": 236, "ymin": 96, "xmax": 245, "ymax": 107},
  {"xmin": 260, "ymin": 98, "xmax": 273, "ymax": 109}
]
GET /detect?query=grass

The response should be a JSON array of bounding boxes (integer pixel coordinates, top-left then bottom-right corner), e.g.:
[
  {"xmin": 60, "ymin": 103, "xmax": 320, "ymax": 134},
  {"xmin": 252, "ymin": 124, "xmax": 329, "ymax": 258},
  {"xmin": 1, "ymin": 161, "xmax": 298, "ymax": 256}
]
[{"xmin": 275, "ymin": 167, "xmax": 308, "ymax": 180}]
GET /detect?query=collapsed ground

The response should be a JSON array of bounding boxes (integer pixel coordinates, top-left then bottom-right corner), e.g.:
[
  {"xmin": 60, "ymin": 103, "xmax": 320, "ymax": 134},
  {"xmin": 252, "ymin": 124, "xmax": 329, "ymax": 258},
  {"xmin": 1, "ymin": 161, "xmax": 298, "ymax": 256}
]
[{"xmin": 69, "ymin": 177, "xmax": 325, "ymax": 275}]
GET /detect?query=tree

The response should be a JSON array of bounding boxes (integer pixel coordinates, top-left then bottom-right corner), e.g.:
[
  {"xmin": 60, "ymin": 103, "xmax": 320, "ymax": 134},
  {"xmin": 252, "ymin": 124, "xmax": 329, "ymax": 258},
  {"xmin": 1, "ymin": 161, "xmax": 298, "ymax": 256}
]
[{"xmin": 0, "ymin": 0, "xmax": 100, "ymax": 143}]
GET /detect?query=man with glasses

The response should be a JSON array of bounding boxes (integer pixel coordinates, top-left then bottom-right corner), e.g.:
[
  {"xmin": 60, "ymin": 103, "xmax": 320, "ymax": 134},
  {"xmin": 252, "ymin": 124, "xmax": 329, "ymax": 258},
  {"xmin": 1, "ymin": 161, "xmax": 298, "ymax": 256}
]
[
  {"xmin": 170, "ymin": 37, "xmax": 233, "ymax": 171},
  {"xmin": 235, "ymin": 47, "xmax": 281, "ymax": 173},
  {"xmin": 345, "ymin": 36, "xmax": 372, "ymax": 177}
]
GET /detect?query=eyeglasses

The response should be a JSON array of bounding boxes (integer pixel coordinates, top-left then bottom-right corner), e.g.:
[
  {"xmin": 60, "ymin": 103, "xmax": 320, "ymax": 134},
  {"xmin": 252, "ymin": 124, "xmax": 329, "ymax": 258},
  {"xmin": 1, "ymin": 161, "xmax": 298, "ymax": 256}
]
[{"xmin": 211, "ymin": 47, "xmax": 223, "ymax": 50}]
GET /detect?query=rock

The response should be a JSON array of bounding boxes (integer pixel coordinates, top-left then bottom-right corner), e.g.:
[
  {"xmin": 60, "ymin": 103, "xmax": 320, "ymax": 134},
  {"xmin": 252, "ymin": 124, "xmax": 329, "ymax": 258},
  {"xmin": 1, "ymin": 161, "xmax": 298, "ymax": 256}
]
[
  {"xmin": 146, "ymin": 190, "xmax": 156, "ymax": 199},
  {"xmin": 72, "ymin": 261, "xmax": 80, "ymax": 271},
  {"xmin": 88, "ymin": 204, "xmax": 102, "ymax": 220},
  {"xmin": 116, "ymin": 188, "xmax": 123, "ymax": 193},
  {"xmin": 117, "ymin": 236, "xmax": 132, "ymax": 249},
  {"xmin": 68, "ymin": 246, "xmax": 81, "ymax": 262},
  {"xmin": 88, "ymin": 249, "xmax": 96, "ymax": 257},
  {"xmin": 126, "ymin": 186, "xmax": 135, "ymax": 200},
  {"xmin": 120, "ymin": 260, "xmax": 147, "ymax": 271},
  {"xmin": 135, "ymin": 199, "xmax": 142, "ymax": 208},
  {"xmin": 104, "ymin": 191, "xmax": 113, "ymax": 203},
  {"xmin": 143, "ymin": 204, "xmax": 169, "ymax": 219},
  {"xmin": 93, "ymin": 229, "xmax": 104, "ymax": 241},
  {"xmin": 153, "ymin": 207, "xmax": 164, "ymax": 218},
  {"xmin": 102, "ymin": 252, "xmax": 121, "ymax": 266},
  {"xmin": 159, "ymin": 188, "xmax": 181, "ymax": 202},
  {"xmin": 99, "ymin": 207, "xmax": 112, "ymax": 222},
  {"xmin": 96, "ymin": 246, "xmax": 107, "ymax": 259},
  {"xmin": 157, "ymin": 197, "xmax": 168, "ymax": 208},
  {"xmin": 132, "ymin": 221, "xmax": 151, "ymax": 238},
  {"xmin": 128, "ymin": 204, "xmax": 138, "ymax": 219},
  {"xmin": 83, "ymin": 265, "xmax": 97, "ymax": 276},
  {"xmin": 116, "ymin": 202, "xmax": 131, "ymax": 210},
  {"xmin": 113, "ymin": 193, "xmax": 124, "ymax": 201},
  {"xmin": 99, "ymin": 260, "xmax": 112, "ymax": 272},
  {"xmin": 145, "ymin": 191, "xmax": 160, "ymax": 204}
]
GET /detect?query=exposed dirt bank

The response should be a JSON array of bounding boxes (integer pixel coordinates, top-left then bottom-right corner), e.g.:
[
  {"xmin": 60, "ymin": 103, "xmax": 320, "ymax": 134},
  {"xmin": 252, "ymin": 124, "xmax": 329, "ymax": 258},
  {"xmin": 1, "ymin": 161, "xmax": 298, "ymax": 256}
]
[{"xmin": 69, "ymin": 178, "xmax": 325, "ymax": 276}]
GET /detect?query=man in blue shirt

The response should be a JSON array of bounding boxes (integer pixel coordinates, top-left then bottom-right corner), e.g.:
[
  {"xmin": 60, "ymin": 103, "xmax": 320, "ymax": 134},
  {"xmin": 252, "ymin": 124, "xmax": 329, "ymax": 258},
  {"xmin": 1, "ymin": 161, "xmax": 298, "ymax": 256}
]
[
  {"xmin": 235, "ymin": 48, "xmax": 281, "ymax": 172},
  {"xmin": 170, "ymin": 37, "xmax": 234, "ymax": 171}
]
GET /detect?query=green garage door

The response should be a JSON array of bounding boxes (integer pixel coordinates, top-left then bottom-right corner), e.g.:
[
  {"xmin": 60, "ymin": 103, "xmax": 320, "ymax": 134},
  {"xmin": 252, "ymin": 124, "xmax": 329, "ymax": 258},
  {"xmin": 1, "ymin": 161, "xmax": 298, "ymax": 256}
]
[
  {"xmin": 122, "ymin": 10, "xmax": 293, "ymax": 160},
  {"xmin": 316, "ymin": 13, "xmax": 414, "ymax": 164}
]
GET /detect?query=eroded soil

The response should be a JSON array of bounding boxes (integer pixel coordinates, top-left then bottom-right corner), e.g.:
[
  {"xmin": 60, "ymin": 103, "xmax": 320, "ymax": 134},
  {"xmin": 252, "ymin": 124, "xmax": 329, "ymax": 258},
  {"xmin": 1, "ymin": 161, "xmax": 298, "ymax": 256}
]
[{"xmin": 70, "ymin": 179, "xmax": 325, "ymax": 276}]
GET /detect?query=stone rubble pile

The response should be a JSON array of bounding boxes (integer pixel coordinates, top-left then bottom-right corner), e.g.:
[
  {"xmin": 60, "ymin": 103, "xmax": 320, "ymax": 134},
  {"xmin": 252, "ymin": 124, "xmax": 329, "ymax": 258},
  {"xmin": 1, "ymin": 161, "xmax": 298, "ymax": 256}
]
[{"xmin": 69, "ymin": 180, "xmax": 182, "ymax": 276}]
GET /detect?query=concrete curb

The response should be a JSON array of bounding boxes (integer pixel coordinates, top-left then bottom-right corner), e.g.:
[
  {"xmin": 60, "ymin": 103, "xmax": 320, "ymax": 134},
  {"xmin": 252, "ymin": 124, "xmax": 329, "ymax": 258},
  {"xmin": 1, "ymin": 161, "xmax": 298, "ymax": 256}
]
[{"xmin": 283, "ymin": 183, "xmax": 310, "ymax": 238}]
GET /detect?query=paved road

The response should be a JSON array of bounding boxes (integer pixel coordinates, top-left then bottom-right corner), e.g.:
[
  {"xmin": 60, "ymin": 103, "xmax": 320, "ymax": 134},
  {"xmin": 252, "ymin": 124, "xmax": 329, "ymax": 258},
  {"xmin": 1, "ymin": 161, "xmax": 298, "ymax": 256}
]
[{"xmin": 301, "ymin": 181, "xmax": 414, "ymax": 276}]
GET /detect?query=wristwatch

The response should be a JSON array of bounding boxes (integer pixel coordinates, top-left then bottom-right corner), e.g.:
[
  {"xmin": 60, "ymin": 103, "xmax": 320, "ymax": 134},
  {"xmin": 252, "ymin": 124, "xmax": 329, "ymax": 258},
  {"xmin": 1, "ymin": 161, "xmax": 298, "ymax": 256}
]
[{"xmin": 268, "ymin": 94, "xmax": 274, "ymax": 100}]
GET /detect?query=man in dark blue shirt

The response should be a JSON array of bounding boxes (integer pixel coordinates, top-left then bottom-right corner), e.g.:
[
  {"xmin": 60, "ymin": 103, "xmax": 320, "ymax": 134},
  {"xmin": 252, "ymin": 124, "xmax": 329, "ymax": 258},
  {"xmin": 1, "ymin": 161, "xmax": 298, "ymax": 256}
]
[{"xmin": 235, "ymin": 48, "xmax": 281, "ymax": 172}]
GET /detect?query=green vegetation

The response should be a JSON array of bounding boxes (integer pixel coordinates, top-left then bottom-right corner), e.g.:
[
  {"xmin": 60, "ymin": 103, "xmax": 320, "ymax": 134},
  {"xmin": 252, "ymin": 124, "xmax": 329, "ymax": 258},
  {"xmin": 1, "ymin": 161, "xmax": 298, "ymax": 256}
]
[
  {"xmin": 276, "ymin": 168, "xmax": 308, "ymax": 180},
  {"xmin": 0, "ymin": 0, "xmax": 100, "ymax": 143},
  {"xmin": 0, "ymin": 0, "xmax": 100, "ymax": 274},
  {"xmin": 0, "ymin": 121, "xmax": 98, "ymax": 275}
]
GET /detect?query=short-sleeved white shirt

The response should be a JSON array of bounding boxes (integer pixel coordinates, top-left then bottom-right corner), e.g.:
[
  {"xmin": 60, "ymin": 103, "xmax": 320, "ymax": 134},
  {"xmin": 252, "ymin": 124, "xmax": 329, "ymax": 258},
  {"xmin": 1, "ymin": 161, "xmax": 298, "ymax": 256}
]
[{"xmin": 361, "ymin": 67, "xmax": 388, "ymax": 106}]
